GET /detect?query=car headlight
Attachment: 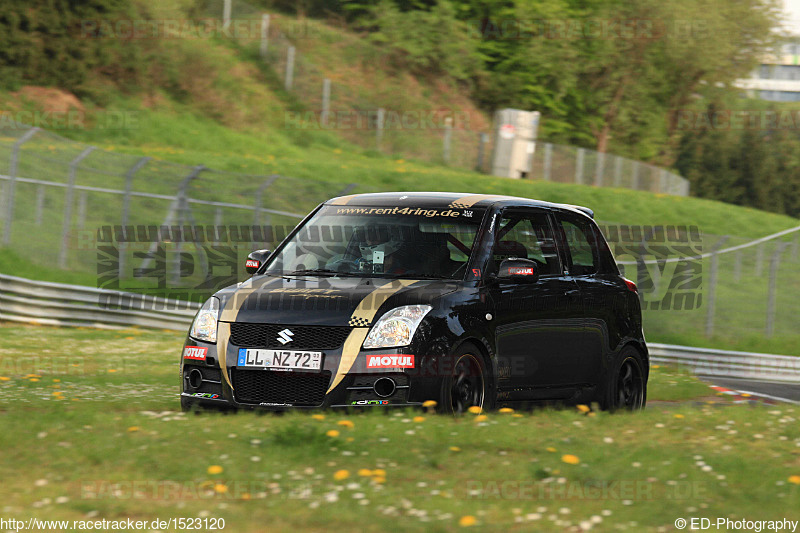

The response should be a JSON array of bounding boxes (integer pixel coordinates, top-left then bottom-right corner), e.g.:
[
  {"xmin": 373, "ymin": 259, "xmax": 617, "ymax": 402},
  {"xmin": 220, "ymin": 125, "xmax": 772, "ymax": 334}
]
[
  {"xmin": 362, "ymin": 305, "xmax": 432, "ymax": 349},
  {"xmin": 190, "ymin": 297, "xmax": 220, "ymax": 343}
]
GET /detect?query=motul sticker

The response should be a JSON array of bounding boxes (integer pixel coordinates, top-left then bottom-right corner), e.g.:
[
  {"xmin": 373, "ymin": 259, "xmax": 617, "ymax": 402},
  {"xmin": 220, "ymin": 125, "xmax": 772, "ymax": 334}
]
[
  {"xmin": 366, "ymin": 354, "xmax": 415, "ymax": 369},
  {"xmin": 246, "ymin": 259, "xmax": 260, "ymax": 268},
  {"xmin": 184, "ymin": 346, "xmax": 208, "ymax": 360},
  {"xmin": 509, "ymin": 267, "xmax": 534, "ymax": 275}
]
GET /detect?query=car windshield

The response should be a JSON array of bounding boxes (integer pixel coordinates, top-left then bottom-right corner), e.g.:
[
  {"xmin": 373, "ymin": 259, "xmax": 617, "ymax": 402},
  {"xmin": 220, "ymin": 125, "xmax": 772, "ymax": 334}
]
[{"xmin": 264, "ymin": 204, "xmax": 486, "ymax": 279}]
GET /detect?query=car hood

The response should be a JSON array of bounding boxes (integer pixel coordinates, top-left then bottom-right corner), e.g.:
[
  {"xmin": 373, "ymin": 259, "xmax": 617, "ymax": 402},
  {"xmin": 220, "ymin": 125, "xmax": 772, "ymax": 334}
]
[{"xmin": 215, "ymin": 275, "xmax": 458, "ymax": 326}]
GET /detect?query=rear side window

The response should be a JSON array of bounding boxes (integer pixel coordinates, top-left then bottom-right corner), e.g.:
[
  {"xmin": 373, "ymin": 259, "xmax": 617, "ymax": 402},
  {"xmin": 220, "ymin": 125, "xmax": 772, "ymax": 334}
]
[
  {"xmin": 559, "ymin": 216, "xmax": 599, "ymax": 276},
  {"xmin": 591, "ymin": 224, "xmax": 619, "ymax": 275}
]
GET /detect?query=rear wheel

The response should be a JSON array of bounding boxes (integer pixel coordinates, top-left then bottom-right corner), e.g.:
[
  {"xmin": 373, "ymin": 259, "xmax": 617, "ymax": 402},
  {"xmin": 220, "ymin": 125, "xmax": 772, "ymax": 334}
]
[
  {"xmin": 439, "ymin": 343, "xmax": 490, "ymax": 414},
  {"xmin": 602, "ymin": 346, "xmax": 646, "ymax": 411}
]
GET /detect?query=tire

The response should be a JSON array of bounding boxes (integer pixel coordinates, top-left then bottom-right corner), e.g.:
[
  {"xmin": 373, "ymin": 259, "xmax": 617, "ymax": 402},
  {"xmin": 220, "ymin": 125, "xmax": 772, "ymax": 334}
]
[
  {"xmin": 602, "ymin": 346, "xmax": 647, "ymax": 411},
  {"xmin": 180, "ymin": 396, "xmax": 195, "ymax": 412},
  {"xmin": 439, "ymin": 343, "xmax": 491, "ymax": 414}
]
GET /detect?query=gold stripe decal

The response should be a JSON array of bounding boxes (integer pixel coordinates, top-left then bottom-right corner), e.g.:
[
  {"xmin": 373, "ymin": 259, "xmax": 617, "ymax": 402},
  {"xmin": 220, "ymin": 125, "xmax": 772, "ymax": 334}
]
[
  {"xmin": 218, "ymin": 276, "xmax": 283, "ymax": 390},
  {"xmin": 327, "ymin": 279, "xmax": 419, "ymax": 394},
  {"xmin": 329, "ymin": 194, "xmax": 359, "ymax": 205},
  {"xmin": 447, "ymin": 194, "xmax": 510, "ymax": 209},
  {"xmin": 217, "ymin": 322, "xmax": 233, "ymax": 390},
  {"xmin": 219, "ymin": 276, "xmax": 281, "ymax": 322}
]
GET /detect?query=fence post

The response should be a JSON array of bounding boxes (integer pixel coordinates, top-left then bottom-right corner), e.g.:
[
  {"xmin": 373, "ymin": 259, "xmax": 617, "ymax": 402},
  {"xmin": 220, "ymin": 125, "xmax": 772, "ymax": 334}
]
[
  {"xmin": 118, "ymin": 156, "xmax": 150, "ymax": 278},
  {"xmin": 222, "ymin": 0, "xmax": 231, "ymax": 30},
  {"xmin": 659, "ymin": 169, "xmax": 668, "ymax": 194},
  {"xmin": 575, "ymin": 148, "xmax": 585, "ymax": 184},
  {"xmin": 632, "ymin": 161, "xmax": 641, "ymax": 190},
  {"xmin": 755, "ymin": 242, "xmax": 764, "ymax": 276},
  {"xmin": 375, "ymin": 108, "xmax": 385, "ymax": 150},
  {"xmin": 613, "ymin": 156, "xmax": 623, "ymax": 187},
  {"xmin": 3, "ymin": 126, "xmax": 39, "ymax": 245},
  {"xmin": 171, "ymin": 165, "xmax": 205, "ymax": 287},
  {"xmin": 475, "ymin": 133, "xmax": 488, "ymax": 172},
  {"xmin": 214, "ymin": 207, "xmax": 223, "ymax": 243},
  {"xmin": 35, "ymin": 185, "xmax": 45, "ymax": 226},
  {"xmin": 594, "ymin": 151, "xmax": 605, "ymax": 187},
  {"xmin": 543, "ymin": 143, "xmax": 552, "ymax": 181},
  {"xmin": 443, "ymin": 117, "xmax": 452, "ymax": 164},
  {"xmin": 58, "ymin": 146, "xmax": 96, "ymax": 269},
  {"xmin": 285, "ymin": 46, "xmax": 295, "ymax": 91},
  {"xmin": 321, "ymin": 78, "xmax": 331, "ymax": 127},
  {"xmin": 766, "ymin": 242, "xmax": 790, "ymax": 338},
  {"xmin": 260, "ymin": 14, "xmax": 270, "ymax": 57},
  {"xmin": 705, "ymin": 236, "xmax": 729, "ymax": 338}
]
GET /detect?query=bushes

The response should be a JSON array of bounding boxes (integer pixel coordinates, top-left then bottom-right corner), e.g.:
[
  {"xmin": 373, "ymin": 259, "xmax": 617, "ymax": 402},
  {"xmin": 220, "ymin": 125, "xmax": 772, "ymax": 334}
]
[{"xmin": 0, "ymin": 0, "xmax": 142, "ymax": 95}]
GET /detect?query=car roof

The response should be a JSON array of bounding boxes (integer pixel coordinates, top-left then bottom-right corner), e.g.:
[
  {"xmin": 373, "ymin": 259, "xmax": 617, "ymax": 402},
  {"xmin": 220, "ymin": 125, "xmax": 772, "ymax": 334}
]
[{"xmin": 326, "ymin": 191, "xmax": 594, "ymax": 219}]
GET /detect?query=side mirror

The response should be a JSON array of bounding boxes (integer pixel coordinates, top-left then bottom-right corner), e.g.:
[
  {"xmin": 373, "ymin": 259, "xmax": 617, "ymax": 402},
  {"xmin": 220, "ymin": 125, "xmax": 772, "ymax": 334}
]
[
  {"xmin": 245, "ymin": 249, "xmax": 271, "ymax": 275},
  {"xmin": 497, "ymin": 258, "xmax": 540, "ymax": 283}
]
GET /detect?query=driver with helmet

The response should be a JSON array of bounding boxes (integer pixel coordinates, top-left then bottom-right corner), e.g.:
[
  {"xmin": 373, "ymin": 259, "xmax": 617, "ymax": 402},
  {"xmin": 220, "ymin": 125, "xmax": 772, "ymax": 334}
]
[{"xmin": 357, "ymin": 223, "xmax": 409, "ymax": 274}]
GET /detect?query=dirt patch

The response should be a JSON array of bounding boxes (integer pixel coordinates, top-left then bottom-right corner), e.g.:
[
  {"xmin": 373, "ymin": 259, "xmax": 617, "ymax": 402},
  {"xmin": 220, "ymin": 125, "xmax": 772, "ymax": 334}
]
[
  {"xmin": 15, "ymin": 86, "xmax": 85, "ymax": 113},
  {"xmin": 141, "ymin": 91, "xmax": 168, "ymax": 110}
]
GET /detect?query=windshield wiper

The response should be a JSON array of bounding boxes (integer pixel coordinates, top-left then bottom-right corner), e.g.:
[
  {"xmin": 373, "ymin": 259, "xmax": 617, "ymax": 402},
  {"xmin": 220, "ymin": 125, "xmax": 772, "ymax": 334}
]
[
  {"xmin": 286, "ymin": 268, "xmax": 363, "ymax": 277},
  {"xmin": 377, "ymin": 273, "xmax": 445, "ymax": 280}
]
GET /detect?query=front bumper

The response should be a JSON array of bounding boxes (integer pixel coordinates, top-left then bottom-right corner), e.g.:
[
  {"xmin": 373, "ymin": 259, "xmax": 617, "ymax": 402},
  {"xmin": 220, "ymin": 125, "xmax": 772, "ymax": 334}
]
[{"xmin": 179, "ymin": 332, "xmax": 436, "ymax": 411}]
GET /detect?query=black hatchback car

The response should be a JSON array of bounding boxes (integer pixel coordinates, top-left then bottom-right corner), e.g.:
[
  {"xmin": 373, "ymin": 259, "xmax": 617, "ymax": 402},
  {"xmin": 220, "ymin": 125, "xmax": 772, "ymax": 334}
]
[{"xmin": 181, "ymin": 192, "xmax": 647, "ymax": 413}]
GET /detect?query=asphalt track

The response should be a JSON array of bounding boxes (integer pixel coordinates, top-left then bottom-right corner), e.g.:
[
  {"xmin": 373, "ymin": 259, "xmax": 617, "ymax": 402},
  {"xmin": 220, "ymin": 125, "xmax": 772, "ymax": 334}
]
[{"xmin": 699, "ymin": 376, "xmax": 800, "ymax": 404}]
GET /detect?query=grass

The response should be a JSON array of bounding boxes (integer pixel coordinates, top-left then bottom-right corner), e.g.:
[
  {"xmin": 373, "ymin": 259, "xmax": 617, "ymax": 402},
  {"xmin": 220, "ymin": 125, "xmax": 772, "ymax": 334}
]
[{"xmin": 1, "ymin": 325, "xmax": 799, "ymax": 532}]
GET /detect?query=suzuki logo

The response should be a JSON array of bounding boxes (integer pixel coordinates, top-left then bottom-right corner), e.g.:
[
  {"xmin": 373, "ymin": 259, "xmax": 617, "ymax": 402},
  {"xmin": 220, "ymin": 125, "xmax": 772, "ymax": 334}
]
[{"xmin": 276, "ymin": 328, "xmax": 294, "ymax": 345}]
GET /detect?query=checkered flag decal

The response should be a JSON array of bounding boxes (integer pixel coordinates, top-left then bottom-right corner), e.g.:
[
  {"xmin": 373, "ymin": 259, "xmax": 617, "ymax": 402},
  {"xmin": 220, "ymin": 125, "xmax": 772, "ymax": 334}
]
[
  {"xmin": 348, "ymin": 317, "xmax": 371, "ymax": 327},
  {"xmin": 449, "ymin": 202, "xmax": 468, "ymax": 209}
]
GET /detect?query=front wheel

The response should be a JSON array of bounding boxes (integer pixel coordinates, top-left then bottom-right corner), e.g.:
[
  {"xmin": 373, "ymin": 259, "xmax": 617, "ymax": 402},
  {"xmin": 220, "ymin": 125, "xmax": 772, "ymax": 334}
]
[
  {"xmin": 439, "ymin": 343, "xmax": 491, "ymax": 414},
  {"xmin": 181, "ymin": 396, "xmax": 194, "ymax": 412},
  {"xmin": 602, "ymin": 347, "xmax": 647, "ymax": 411}
]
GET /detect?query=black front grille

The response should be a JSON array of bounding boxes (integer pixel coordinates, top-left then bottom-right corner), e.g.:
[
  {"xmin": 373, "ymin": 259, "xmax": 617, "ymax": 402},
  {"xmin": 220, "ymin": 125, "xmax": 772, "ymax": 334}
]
[
  {"xmin": 232, "ymin": 369, "xmax": 331, "ymax": 406},
  {"xmin": 229, "ymin": 323, "xmax": 351, "ymax": 349},
  {"xmin": 348, "ymin": 374, "xmax": 410, "ymax": 402},
  {"xmin": 182, "ymin": 365, "xmax": 222, "ymax": 395}
]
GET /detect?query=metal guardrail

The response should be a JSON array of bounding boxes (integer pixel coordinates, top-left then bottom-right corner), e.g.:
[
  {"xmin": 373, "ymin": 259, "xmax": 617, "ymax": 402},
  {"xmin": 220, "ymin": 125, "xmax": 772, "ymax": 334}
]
[
  {"xmin": 0, "ymin": 273, "xmax": 199, "ymax": 331},
  {"xmin": 1, "ymin": 274, "xmax": 798, "ymax": 382},
  {"xmin": 649, "ymin": 342, "xmax": 800, "ymax": 383}
]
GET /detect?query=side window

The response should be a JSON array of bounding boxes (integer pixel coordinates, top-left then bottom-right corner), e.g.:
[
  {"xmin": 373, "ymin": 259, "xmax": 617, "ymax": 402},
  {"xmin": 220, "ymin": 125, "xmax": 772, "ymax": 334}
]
[
  {"xmin": 492, "ymin": 211, "xmax": 561, "ymax": 276},
  {"xmin": 559, "ymin": 217, "xmax": 598, "ymax": 275}
]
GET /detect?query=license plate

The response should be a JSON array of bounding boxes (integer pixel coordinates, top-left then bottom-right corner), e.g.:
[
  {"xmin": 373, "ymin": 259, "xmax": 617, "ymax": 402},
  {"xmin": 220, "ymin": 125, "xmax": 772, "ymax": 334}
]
[{"xmin": 237, "ymin": 349, "xmax": 322, "ymax": 371}]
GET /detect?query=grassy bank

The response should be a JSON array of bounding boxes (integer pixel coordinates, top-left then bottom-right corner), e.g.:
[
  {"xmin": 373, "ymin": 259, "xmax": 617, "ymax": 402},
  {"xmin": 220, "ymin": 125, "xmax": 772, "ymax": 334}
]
[{"xmin": 0, "ymin": 325, "xmax": 798, "ymax": 532}]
